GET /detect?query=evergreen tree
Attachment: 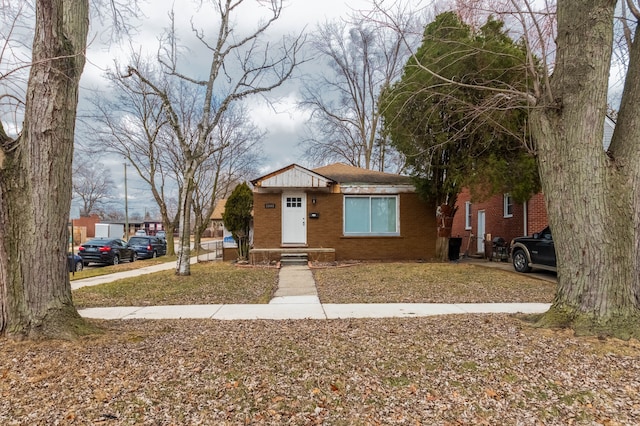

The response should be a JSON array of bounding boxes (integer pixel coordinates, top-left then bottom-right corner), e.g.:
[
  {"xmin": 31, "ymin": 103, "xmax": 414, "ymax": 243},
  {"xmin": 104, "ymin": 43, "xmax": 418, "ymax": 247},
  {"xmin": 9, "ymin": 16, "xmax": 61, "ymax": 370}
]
[
  {"xmin": 380, "ymin": 12, "xmax": 539, "ymax": 259},
  {"xmin": 222, "ymin": 183, "xmax": 253, "ymax": 261}
]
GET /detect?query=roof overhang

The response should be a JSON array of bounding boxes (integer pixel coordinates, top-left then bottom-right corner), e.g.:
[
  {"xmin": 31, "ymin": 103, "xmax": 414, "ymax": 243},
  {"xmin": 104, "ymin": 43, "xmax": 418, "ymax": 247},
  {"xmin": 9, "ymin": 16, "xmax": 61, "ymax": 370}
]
[{"xmin": 339, "ymin": 184, "xmax": 416, "ymax": 194}]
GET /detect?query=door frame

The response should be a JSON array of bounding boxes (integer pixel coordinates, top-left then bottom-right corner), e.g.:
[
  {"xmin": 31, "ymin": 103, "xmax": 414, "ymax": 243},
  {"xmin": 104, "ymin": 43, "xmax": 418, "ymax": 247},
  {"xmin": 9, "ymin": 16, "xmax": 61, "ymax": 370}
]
[
  {"xmin": 477, "ymin": 210, "xmax": 486, "ymax": 254},
  {"xmin": 281, "ymin": 192, "xmax": 307, "ymax": 246}
]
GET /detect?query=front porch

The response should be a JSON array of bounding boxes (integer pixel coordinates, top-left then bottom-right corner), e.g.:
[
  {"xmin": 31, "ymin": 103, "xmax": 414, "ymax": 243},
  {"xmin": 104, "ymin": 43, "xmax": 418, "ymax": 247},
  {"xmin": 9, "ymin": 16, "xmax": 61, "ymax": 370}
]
[{"xmin": 249, "ymin": 247, "xmax": 336, "ymax": 264}]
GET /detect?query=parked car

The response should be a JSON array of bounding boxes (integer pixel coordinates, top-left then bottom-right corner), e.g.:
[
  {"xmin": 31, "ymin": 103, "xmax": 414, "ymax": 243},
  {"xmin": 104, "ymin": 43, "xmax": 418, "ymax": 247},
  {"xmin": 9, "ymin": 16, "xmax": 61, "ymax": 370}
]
[
  {"xmin": 127, "ymin": 236, "xmax": 167, "ymax": 259},
  {"xmin": 135, "ymin": 229, "xmax": 147, "ymax": 236},
  {"xmin": 155, "ymin": 230, "xmax": 166, "ymax": 240},
  {"xmin": 67, "ymin": 253, "xmax": 83, "ymax": 272},
  {"xmin": 510, "ymin": 226, "xmax": 556, "ymax": 273},
  {"xmin": 78, "ymin": 238, "xmax": 137, "ymax": 266}
]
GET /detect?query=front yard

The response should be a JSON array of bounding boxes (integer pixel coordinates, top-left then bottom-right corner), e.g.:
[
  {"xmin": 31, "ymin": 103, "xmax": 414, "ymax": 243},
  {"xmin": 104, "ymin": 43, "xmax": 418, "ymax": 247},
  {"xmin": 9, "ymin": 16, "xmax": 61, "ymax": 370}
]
[
  {"xmin": 72, "ymin": 261, "xmax": 555, "ymax": 308},
  {"xmin": 2, "ymin": 261, "xmax": 637, "ymax": 425}
]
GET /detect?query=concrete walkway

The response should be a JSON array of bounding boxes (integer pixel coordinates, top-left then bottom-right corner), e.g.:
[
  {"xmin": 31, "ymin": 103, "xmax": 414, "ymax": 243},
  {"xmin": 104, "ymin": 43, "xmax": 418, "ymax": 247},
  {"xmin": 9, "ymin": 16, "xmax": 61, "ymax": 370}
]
[
  {"xmin": 71, "ymin": 257, "xmax": 198, "ymax": 290},
  {"xmin": 75, "ymin": 262, "xmax": 551, "ymax": 321}
]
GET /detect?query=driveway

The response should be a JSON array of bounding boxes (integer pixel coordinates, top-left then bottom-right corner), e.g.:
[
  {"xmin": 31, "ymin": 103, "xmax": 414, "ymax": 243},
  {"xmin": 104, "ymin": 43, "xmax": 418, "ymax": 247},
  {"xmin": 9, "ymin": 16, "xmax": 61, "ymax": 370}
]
[{"xmin": 460, "ymin": 257, "xmax": 557, "ymax": 283}]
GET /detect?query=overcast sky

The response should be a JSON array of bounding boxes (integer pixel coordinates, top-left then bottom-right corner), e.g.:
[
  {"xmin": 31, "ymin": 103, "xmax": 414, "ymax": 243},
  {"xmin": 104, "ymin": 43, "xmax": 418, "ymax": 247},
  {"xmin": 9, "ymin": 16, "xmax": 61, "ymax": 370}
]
[
  {"xmin": 80, "ymin": 0, "xmax": 399, "ymax": 167},
  {"xmin": 75, "ymin": 0, "xmax": 422, "ymax": 217}
]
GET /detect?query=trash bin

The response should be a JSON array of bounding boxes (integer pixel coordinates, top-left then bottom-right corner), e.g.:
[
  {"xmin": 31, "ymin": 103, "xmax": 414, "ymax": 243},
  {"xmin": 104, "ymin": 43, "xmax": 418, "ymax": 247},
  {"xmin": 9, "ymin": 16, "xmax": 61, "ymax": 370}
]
[{"xmin": 448, "ymin": 237, "xmax": 462, "ymax": 261}]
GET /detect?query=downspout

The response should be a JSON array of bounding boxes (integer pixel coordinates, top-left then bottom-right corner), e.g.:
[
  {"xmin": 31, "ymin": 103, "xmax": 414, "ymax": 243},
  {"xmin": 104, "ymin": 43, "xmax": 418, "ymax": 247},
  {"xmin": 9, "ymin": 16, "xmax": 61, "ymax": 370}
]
[{"xmin": 523, "ymin": 200, "xmax": 528, "ymax": 236}]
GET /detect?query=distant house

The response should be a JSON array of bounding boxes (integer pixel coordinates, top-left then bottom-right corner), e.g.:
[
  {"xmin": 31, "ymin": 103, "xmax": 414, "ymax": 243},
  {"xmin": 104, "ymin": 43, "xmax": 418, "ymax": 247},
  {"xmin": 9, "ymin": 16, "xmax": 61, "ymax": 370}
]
[
  {"xmin": 209, "ymin": 199, "xmax": 227, "ymax": 238},
  {"xmin": 249, "ymin": 163, "xmax": 436, "ymax": 263},
  {"xmin": 451, "ymin": 116, "xmax": 616, "ymax": 257}
]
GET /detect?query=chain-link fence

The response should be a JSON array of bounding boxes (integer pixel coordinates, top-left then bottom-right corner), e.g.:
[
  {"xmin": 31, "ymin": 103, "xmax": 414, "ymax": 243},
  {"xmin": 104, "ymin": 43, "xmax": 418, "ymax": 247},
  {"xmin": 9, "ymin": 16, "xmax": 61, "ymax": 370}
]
[{"xmin": 197, "ymin": 240, "xmax": 223, "ymax": 262}]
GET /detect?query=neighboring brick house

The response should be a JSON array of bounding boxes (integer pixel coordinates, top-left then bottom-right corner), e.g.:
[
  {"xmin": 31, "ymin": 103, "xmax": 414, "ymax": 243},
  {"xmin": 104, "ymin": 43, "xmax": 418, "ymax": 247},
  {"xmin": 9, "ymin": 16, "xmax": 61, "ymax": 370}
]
[
  {"xmin": 451, "ymin": 189, "xmax": 548, "ymax": 258},
  {"xmin": 249, "ymin": 163, "xmax": 437, "ymax": 263},
  {"xmin": 451, "ymin": 115, "xmax": 616, "ymax": 258},
  {"xmin": 209, "ymin": 199, "xmax": 226, "ymax": 238}
]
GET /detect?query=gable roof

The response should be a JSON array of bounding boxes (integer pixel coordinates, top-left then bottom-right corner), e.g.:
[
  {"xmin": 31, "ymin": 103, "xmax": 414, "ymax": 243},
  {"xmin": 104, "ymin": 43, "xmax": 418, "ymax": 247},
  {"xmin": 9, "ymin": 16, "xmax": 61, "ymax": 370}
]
[
  {"xmin": 312, "ymin": 163, "xmax": 412, "ymax": 185},
  {"xmin": 251, "ymin": 164, "xmax": 335, "ymax": 188},
  {"xmin": 210, "ymin": 199, "xmax": 227, "ymax": 220}
]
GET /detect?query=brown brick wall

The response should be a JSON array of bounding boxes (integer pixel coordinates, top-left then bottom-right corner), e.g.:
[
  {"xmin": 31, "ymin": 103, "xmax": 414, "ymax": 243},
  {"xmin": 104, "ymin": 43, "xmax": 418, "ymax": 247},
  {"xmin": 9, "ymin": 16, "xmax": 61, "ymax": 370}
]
[
  {"xmin": 252, "ymin": 193, "xmax": 285, "ymax": 247},
  {"xmin": 451, "ymin": 189, "xmax": 550, "ymax": 256},
  {"xmin": 253, "ymin": 191, "xmax": 436, "ymax": 261},
  {"xmin": 527, "ymin": 193, "xmax": 549, "ymax": 234}
]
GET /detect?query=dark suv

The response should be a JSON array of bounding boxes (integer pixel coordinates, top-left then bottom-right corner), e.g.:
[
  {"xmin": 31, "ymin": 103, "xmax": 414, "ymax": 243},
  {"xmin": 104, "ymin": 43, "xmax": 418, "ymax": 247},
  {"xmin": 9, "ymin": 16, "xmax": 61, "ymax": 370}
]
[
  {"xmin": 127, "ymin": 236, "xmax": 167, "ymax": 259},
  {"xmin": 510, "ymin": 226, "xmax": 556, "ymax": 273},
  {"xmin": 78, "ymin": 238, "xmax": 137, "ymax": 266}
]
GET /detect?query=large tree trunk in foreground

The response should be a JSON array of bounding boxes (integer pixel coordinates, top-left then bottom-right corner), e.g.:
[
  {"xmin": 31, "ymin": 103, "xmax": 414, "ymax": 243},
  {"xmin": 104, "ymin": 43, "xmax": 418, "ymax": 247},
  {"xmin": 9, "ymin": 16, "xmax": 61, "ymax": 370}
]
[
  {"xmin": 531, "ymin": 0, "xmax": 640, "ymax": 339},
  {"xmin": 0, "ymin": 0, "xmax": 92, "ymax": 339}
]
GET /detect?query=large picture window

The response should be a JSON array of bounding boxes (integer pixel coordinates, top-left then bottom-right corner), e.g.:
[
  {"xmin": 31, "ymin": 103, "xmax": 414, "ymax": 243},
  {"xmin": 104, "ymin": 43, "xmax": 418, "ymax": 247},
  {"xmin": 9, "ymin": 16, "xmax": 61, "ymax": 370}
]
[{"xmin": 344, "ymin": 196, "xmax": 399, "ymax": 235}]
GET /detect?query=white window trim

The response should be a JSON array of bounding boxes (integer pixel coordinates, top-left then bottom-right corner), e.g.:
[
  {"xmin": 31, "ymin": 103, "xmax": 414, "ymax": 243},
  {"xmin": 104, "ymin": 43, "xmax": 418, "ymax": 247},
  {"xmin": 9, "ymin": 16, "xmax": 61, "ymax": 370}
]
[
  {"xmin": 503, "ymin": 193, "xmax": 513, "ymax": 218},
  {"xmin": 465, "ymin": 201, "xmax": 472, "ymax": 230},
  {"xmin": 343, "ymin": 195, "xmax": 400, "ymax": 236}
]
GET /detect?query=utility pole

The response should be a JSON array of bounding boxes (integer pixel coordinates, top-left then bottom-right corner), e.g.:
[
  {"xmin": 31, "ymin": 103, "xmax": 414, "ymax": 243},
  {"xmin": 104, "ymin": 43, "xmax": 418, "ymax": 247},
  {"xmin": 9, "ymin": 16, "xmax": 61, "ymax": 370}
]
[{"xmin": 124, "ymin": 162, "xmax": 129, "ymax": 241}]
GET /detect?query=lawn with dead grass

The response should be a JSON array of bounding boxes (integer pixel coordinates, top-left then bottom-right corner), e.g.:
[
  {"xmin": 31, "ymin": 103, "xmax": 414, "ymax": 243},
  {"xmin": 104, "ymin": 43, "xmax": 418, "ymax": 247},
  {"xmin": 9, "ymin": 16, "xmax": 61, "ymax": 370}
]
[
  {"xmin": 313, "ymin": 262, "xmax": 556, "ymax": 303},
  {"xmin": 69, "ymin": 255, "xmax": 179, "ymax": 281},
  {"xmin": 72, "ymin": 262, "xmax": 278, "ymax": 308},
  {"xmin": 73, "ymin": 261, "xmax": 554, "ymax": 308}
]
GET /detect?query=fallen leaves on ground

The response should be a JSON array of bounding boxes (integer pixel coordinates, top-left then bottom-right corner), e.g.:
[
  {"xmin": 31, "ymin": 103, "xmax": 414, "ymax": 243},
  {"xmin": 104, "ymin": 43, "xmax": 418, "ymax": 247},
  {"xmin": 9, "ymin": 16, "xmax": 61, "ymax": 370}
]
[{"xmin": 1, "ymin": 316, "xmax": 639, "ymax": 425}]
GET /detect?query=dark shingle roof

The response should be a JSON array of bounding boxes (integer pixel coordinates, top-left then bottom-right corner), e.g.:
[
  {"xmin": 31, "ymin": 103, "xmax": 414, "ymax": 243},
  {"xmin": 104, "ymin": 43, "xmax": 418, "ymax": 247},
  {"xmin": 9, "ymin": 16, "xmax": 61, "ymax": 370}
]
[{"xmin": 312, "ymin": 163, "xmax": 412, "ymax": 185}]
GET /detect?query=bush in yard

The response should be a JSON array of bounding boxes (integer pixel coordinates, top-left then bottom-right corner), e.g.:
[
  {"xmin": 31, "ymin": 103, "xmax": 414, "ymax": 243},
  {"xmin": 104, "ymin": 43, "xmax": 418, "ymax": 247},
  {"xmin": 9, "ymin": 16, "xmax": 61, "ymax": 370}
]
[{"xmin": 222, "ymin": 182, "xmax": 253, "ymax": 261}]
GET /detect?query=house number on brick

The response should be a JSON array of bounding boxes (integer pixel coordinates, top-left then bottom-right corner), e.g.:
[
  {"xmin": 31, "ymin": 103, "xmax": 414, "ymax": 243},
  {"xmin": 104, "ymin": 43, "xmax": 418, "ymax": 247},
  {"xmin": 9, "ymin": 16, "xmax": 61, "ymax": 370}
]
[{"xmin": 264, "ymin": 203, "xmax": 276, "ymax": 209}]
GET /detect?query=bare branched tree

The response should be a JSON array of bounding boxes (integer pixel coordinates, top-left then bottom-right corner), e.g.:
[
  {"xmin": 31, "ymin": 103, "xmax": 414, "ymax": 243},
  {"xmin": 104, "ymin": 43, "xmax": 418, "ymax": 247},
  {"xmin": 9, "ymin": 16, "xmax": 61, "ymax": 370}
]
[
  {"xmin": 300, "ymin": 2, "xmax": 420, "ymax": 172},
  {"xmin": 191, "ymin": 104, "xmax": 264, "ymax": 251},
  {"xmin": 122, "ymin": 0, "xmax": 304, "ymax": 275},
  {"xmin": 0, "ymin": 1, "xmax": 34, "ymax": 137},
  {"xmin": 89, "ymin": 54, "xmax": 186, "ymax": 255},
  {"xmin": 72, "ymin": 155, "xmax": 116, "ymax": 216}
]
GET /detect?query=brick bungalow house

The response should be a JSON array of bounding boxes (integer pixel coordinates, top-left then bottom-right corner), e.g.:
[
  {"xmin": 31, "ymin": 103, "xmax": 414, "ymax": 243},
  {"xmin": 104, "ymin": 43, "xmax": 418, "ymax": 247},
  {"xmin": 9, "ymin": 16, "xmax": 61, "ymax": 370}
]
[
  {"xmin": 451, "ymin": 116, "xmax": 616, "ymax": 258},
  {"xmin": 248, "ymin": 163, "xmax": 436, "ymax": 264}
]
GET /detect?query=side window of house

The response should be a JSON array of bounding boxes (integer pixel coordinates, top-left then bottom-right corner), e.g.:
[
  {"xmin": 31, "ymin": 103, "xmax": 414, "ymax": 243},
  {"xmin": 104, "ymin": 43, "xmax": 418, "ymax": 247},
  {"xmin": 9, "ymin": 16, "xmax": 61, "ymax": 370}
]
[
  {"xmin": 503, "ymin": 193, "xmax": 513, "ymax": 218},
  {"xmin": 465, "ymin": 201, "xmax": 472, "ymax": 230},
  {"xmin": 344, "ymin": 195, "xmax": 399, "ymax": 235}
]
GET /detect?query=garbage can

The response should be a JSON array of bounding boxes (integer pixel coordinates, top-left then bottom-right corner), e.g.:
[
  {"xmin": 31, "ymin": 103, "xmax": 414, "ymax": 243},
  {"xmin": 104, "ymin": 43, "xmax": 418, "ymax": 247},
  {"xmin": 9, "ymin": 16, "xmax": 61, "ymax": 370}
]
[{"xmin": 448, "ymin": 237, "xmax": 462, "ymax": 261}]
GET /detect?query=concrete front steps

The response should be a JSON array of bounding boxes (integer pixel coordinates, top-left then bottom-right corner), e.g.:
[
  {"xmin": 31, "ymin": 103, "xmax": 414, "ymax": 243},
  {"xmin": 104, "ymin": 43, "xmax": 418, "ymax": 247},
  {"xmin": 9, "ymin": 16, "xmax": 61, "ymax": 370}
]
[{"xmin": 280, "ymin": 252, "xmax": 308, "ymax": 266}]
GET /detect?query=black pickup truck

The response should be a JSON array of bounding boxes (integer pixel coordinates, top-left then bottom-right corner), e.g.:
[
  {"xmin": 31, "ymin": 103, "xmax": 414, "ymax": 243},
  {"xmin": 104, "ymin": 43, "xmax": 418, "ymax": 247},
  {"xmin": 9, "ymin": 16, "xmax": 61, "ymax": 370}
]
[{"xmin": 510, "ymin": 226, "xmax": 557, "ymax": 273}]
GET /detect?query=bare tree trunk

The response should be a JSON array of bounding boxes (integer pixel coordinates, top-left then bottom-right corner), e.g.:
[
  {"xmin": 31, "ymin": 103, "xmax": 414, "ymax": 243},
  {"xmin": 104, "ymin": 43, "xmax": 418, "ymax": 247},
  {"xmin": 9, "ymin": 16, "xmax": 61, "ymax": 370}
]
[
  {"xmin": 164, "ymin": 225, "xmax": 176, "ymax": 256},
  {"xmin": 531, "ymin": 0, "xmax": 640, "ymax": 338},
  {"xmin": 0, "ymin": 0, "xmax": 92, "ymax": 339},
  {"xmin": 435, "ymin": 203, "xmax": 455, "ymax": 261},
  {"xmin": 193, "ymin": 229, "xmax": 202, "ymax": 257},
  {"xmin": 176, "ymin": 169, "xmax": 194, "ymax": 275}
]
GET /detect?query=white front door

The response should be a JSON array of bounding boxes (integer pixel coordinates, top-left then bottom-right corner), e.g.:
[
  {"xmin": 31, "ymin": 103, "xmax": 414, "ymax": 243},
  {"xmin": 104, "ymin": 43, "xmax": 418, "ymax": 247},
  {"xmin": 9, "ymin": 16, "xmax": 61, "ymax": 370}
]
[
  {"xmin": 282, "ymin": 193, "xmax": 306, "ymax": 245},
  {"xmin": 477, "ymin": 210, "xmax": 486, "ymax": 253}
]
